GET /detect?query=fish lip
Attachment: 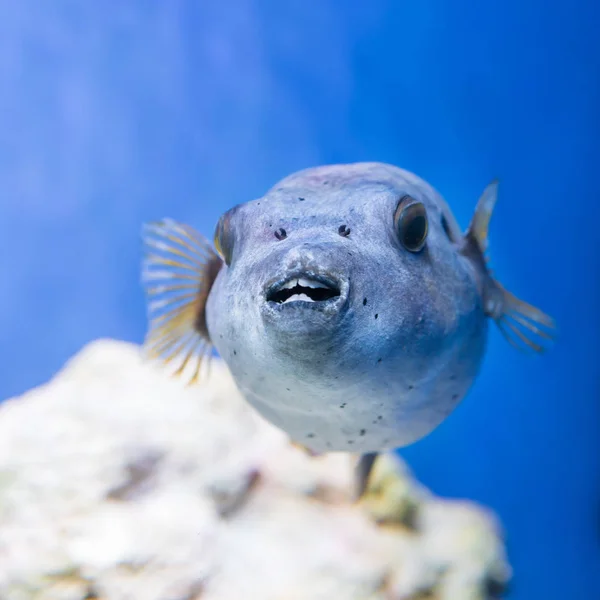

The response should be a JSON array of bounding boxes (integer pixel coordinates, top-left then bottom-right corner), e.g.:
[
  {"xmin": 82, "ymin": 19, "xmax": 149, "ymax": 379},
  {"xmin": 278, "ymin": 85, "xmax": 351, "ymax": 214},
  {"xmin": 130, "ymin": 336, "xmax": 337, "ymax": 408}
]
[{"xmin": 263, "ymin": 269, "xmax": 348, "ymax": 312}]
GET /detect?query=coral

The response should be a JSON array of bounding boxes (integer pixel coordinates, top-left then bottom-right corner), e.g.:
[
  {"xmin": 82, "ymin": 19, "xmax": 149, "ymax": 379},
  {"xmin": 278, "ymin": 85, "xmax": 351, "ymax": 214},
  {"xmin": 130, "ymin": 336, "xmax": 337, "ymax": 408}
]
[{"xmin": 0, "ymin": 340, "xmax": 510, "ymax": 599}]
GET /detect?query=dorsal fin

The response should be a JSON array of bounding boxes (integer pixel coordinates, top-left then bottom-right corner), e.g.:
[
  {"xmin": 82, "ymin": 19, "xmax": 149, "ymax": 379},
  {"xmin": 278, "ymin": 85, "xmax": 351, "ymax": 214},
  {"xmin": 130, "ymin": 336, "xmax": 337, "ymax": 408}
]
[
  {"xmin": 466, "ymin": 179, "xmax": 499, "ymax": 254},
  {"xmin": 141, "ymin": 219, "xmax": 223, "ymax": 384}
]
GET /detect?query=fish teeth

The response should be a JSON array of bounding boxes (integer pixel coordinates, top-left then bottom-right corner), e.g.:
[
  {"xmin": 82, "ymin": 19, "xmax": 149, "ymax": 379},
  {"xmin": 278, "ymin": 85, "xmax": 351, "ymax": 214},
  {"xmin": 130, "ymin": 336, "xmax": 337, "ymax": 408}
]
[
  {"xmin": 280, "ymin": 277, "xmax": 329, "ymax": 290},
  {"xmin": 282, "ymin": 293, "xmax": 315, "ymax": 304},
  {"xmin": 281, "ymin": 279, "xmax": 299, "ymax": 290},
  {"xmin": 297, "ymin": 277, "xmax": 329, "ymax": 289}
]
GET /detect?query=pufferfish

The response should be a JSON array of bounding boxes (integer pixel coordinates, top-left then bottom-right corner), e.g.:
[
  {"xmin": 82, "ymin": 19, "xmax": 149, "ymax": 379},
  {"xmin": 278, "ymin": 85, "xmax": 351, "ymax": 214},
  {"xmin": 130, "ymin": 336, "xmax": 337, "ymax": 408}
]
[{"xmin": 141, "ymin": 162, "xmax": 555, "ymax": 496}]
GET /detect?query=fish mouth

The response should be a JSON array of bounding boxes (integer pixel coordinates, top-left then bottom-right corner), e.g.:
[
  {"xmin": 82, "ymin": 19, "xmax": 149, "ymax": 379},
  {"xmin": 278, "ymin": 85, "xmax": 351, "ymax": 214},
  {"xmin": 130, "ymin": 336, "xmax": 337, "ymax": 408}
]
[{"xmin": 265, "ymin": 272, "xmax": 345, "ymax": 309}]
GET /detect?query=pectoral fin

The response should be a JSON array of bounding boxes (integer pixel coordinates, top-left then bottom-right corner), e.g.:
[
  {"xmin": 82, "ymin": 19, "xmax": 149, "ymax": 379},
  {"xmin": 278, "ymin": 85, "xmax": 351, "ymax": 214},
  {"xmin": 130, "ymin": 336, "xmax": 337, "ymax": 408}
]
[
  {"xmin": 466, "ymin": 180, "xmax": 556, "ymax": 353},
  {"xmin": 487, "ymin": 281, "xmax": 556, "ymax": 353},
  {"xmin": 141, "ymin": 219, "xmax": 223, "ymax": 384}
]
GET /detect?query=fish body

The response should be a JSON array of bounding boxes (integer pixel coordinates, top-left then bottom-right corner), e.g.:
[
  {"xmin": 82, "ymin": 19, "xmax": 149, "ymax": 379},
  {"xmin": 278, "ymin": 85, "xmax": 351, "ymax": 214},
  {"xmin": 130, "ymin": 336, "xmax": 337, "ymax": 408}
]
[{"xmin": 142, "ymin": 162, "xmax": 554, "ymax": 462}]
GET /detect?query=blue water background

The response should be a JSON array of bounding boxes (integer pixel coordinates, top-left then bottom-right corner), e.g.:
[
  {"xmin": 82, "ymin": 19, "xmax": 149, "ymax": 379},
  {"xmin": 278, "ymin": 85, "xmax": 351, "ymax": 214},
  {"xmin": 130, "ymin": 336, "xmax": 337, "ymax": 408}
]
[{"xmin": 0, "ymin": 2, "xmax": 598, "ymax": 598}]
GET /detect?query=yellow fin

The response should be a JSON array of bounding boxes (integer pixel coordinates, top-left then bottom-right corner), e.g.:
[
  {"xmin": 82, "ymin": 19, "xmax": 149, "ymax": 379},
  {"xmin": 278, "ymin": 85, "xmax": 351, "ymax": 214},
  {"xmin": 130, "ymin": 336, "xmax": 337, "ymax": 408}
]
[
  {"xmin": 493, "ymin": 282, "xmax": 556, "ymax": 354},
  {"xmin": 466, "ymin": 180, "xmax": 556, "ymax": 353},
  {"xmin": 141, "ymin": 219, "xmax": 223, "ymax": 384},
  {"xmin": 467, "ymin": 179, "xmax": 499, "ymax": 253}
]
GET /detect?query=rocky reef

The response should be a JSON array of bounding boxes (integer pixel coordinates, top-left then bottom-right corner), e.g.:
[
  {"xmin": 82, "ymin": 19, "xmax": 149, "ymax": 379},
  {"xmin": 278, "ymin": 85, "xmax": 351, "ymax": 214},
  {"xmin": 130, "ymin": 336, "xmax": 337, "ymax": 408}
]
[{"xmin": 0, "ymin": 340, "xmax": 510, "ymax": 599}]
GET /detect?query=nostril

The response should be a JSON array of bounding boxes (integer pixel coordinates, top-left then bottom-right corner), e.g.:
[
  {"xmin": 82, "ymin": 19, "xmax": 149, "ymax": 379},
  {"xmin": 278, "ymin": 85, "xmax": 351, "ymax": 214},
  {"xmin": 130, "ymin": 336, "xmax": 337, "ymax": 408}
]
[
  {"xmin": 274, "ymin": 228, "xmax": 287, "ymax": 241},
  {"xmin": 338, "ymin": 225, "xmax": 350, "ymax": 237}
]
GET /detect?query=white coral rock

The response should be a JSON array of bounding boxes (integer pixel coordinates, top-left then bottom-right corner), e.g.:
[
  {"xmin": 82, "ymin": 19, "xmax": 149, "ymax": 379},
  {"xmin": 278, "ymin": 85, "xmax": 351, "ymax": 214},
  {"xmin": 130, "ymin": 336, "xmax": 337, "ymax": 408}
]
[{"xmin": 0, "ymin": 339, "xmax": 511, "ymax": 600}]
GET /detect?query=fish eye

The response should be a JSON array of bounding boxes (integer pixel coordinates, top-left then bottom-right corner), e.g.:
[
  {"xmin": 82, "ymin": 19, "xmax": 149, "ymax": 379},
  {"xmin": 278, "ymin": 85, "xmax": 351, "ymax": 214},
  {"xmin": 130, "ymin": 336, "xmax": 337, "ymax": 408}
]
[
  {"xmin": 213, "ymin": 213, "xmax": 234, "ymax": 266},
  {"xmin": 394, "ymin": 195, "xmax": 428, "ymax": 252}
]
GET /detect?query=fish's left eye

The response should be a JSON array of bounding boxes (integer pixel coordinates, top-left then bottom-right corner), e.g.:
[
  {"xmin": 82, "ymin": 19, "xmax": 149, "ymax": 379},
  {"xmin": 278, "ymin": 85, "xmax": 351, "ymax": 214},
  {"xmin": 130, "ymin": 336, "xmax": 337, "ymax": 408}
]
[
  {"xmin": 394, "ymin": 195, "xmax": 428, "ymax": 252},
  {"xmin": 213, "ymin": 213, "xmax": 234, "ymax": 266}
]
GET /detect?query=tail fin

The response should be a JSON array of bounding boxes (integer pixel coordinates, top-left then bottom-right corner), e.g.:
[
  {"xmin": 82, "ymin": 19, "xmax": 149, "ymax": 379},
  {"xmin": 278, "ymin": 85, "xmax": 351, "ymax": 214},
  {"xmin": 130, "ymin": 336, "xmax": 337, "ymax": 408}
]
[{"xmin": 466, "ymin": 180, "xmax": 556, "ymax": 353}]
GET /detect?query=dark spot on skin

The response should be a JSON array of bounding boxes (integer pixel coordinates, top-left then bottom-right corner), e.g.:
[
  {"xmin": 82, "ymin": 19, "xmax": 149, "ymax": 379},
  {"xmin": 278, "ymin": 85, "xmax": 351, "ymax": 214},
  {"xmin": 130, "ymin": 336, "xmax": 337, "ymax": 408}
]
[
  {"xmin": 326, "ymin": 441, "xmax": 332, "ymax": 448},
  {"xmin": 257, "ymin": 202, "xmax": 260, "ymax": 205},
  {"xmin": 298, "ymin": 197, "xmax": 305, "ymax": 201},
  {"xmin": 233, "ymin": 350, "xmax": 237, "ymax": 355},
  {"xmin": 377, "ymin": 415, "xmax": 383, "ymax": 421},
  {"xmin": 408, "ymin": 385, "xmax": 414, "ymax": 390},
  {"xmin": 268, "ymin": 222, "xmax": 272, "ymax": 228},
  {"xmin": 348, "ymin": 440, "xmax": 354, "ymax": 445},
  {"xmin": 307, "ymin": 433, "xmax": 315, "ymax": 438},
  {"xmin": 360, "ymin": 429, "xmax": 366, "ymax": 436},
  {"xmin": 449, "ymin": 374, "xmax": 456, "ymax": 381},
  {"xmin": 286, "ymin": 387, "xmax": 290, "ymax": 391},
  {"xmin": 452, "ymin": 393, "xmax": 459, "ymax": 400},
  {"xmin": 338, "ymin": 224, "xmax": 350, "ymax": 237},
  {"xmin": 375, "ymin": 314, "xmax": 378, "ymax": 319},
  {"xmin": 323, "ymin": 180, "xmax": 329, "ymax": 185},
  {"xmin": 219, "ymin": 334, "xmax": 223, "ymax": 339},
  {"xmin": 363, "ymin": 298, "xmax": 367, "ymax": 306},
  {"xmin": 347, "ymin": 252, "xmax": 353, "ymax": 257},
  {"xmin": 274, "ymin": 228, "xmax": 287, "ymax": 240},
  {"xmin": 377, "ymin": 358, "xmax": 382, "ymax": 363},
  {"xmin": 340, "ymin": 403, "xmax": 346, "ymax": 409}
]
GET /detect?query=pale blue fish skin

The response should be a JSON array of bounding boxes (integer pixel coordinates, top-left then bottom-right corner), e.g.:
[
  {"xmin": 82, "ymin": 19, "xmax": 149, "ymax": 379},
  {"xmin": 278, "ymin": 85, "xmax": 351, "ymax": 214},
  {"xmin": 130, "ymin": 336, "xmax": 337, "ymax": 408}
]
[{"xmin": 206, "ymin": 162, "xmax": 488, "ymax": 454}]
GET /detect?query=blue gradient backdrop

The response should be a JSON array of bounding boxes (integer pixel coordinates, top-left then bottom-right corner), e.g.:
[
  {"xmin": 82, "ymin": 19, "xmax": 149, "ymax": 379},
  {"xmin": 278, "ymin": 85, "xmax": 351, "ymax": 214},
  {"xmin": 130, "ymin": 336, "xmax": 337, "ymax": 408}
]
[{"xmin": 1, "ymin": 2, "xmax": 598, "ymax": 598}]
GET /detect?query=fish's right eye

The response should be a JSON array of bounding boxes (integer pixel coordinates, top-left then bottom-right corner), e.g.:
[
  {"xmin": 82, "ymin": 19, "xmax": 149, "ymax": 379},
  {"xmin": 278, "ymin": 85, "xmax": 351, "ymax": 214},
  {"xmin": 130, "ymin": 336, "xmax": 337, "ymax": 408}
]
[{"xmin": 213, "ymin": 213, "xmax": 234, "ymax": 266}]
